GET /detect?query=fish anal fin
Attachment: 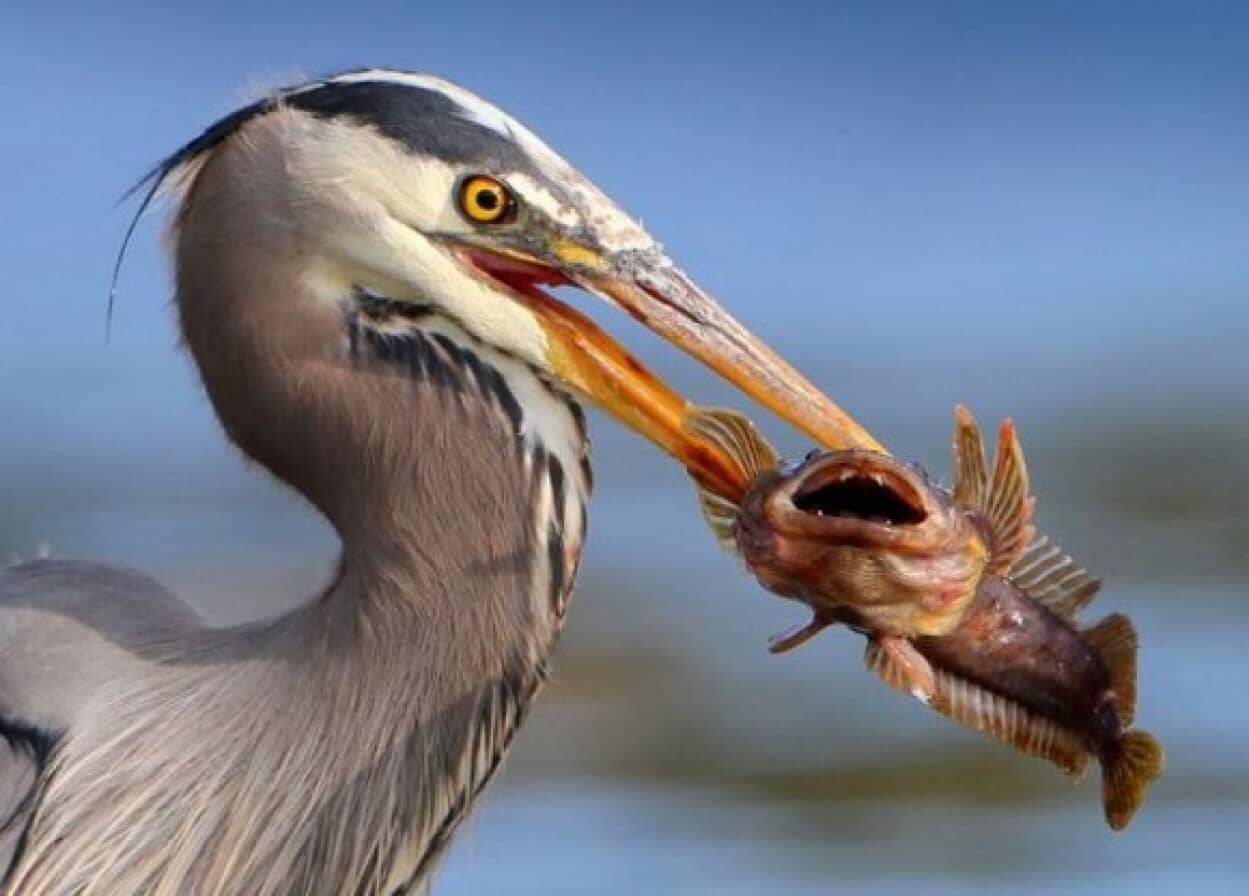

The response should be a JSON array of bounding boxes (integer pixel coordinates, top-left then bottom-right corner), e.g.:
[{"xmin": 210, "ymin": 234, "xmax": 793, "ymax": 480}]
[
  {"xmin": 869, "ymin": 640, "xmax": 1092, "ymax": 779},
  {"xmin": 1083, "ymin": 613, "xmax": 1139, "ymax": 726},
  {"xmin": 1103, "ymin": 730, "xmax": 1164, "ymax": 830},
  {"xmin": 931, "ymin": 666, "xmax": 1093, "ymax": 780}
]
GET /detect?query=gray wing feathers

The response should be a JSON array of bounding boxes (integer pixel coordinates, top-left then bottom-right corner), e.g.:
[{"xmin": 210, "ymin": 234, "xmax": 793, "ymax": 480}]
[
  {"xmin": 0, "ymin": 733, "xmax": 41, "ymax": 879},
  {"xmin": 0, "ymin": 560, "xmax": 201, "ymax": 881},
  {"xmin": 0, "ymin": 559, "xmax": 201, "ymax": 733}
]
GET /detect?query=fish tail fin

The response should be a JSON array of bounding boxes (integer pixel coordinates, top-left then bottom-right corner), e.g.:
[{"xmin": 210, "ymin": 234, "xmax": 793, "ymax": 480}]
[
  {"xmin": 685, "ymin": 407, "xmax": 780, "ymax": 555},
  {"xmin": 1102, "ymin": 730, "xmax": 1164, "ymax": 830},
  {"xmin": 1083, "ymin": 613, "xmax": 1138, "ymax": 726}
]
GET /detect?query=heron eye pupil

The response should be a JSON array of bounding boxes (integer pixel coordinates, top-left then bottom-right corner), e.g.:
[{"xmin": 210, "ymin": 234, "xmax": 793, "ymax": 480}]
[{"xmin": 476, "ymin": 190, "xmax": 499, "ymax": 211}]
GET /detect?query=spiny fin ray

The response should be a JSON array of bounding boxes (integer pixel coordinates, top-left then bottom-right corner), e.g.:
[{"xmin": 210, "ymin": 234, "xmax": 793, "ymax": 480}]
[
  {"xmin": 955, "ymin": 407, "xmax": 1103, "ymax": 617},
  {"xmin": 952, "ymin": 405, "xmax": 988, "ymax": 510},
  {"xmin": 985, "ymin": 419, "xmax": 1036, "ymax": 573}
]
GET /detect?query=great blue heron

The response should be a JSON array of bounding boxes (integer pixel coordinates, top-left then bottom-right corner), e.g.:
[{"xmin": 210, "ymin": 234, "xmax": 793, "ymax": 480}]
[{"xmin": 0, "ymin": 69, "xmax": 876, "ymax": 894}]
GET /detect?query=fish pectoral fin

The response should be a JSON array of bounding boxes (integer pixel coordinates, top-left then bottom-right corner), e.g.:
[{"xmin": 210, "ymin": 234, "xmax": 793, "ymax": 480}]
[
  {"xmin": 696, "ymin": 490, "xmax": 744, "ymax": 557},
  {"xmin": 686, "ymin": 407, "xmax": 781, "ymax": 556},
  {"xmin": 767, "ymin": 614, "xmax": 834, "ymax": 654},
  {"xmin": 865, "ymin": 635, "xmax": 937, "ymax": 702},
  {"xmin": 686, "ymin": 407, "xmax": 781, "ymax": 483}
]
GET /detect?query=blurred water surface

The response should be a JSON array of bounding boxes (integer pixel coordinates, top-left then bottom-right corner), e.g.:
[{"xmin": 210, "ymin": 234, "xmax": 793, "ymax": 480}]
[{"xmin": 2, "ymin": 2, "xmax": 1247, "ymax": 893}]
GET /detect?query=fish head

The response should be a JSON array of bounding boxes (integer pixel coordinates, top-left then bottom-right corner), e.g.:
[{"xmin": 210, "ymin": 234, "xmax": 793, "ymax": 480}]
[{"xmin": 734, "ymin": 449, "xmax": 990, "ymax": 635}]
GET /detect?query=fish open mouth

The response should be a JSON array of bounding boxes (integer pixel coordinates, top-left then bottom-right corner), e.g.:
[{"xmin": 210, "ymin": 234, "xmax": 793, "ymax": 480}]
[{"xmin": 791, "ymin": 456, "xmax": 928, "ymax": 527}]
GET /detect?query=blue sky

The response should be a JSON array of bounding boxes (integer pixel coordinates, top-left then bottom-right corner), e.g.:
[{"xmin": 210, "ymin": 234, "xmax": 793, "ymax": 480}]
[{"xmin": 2, "ymin": 0, "xmax": 1245, "ymax": 561}]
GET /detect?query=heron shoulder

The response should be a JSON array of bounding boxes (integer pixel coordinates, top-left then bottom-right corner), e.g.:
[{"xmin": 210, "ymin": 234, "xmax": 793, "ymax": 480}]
[{"xmin": 0, "ymin": 559, "xmax": 202, "ymax": 732}]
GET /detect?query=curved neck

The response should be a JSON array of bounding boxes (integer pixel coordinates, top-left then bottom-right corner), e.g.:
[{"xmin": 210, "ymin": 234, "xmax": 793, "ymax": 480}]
[
  {"xmin": 12, "ymin": 293, "xmax": 594, "ymax": 894},
  {"xmin": 174, "ymin": 203, "xmax": 592, "ymax": 636},
  {"xmin": 156, "ymin": 155, "xmax": 592, "ymax": 889}
]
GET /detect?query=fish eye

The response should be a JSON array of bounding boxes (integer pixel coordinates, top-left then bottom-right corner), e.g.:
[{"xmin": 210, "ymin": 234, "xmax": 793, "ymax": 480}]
[{"xmin": 458, "ymin": 175, "xmax": 515, "ymax": 225}]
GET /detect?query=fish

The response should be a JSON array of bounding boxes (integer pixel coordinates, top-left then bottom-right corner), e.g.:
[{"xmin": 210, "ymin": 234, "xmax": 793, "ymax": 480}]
[{"xmin": 686, "ymin": 405, "xmax": 1164, "ymax": 830}]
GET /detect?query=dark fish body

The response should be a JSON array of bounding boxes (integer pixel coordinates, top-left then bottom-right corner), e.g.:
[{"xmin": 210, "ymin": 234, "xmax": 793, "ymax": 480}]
[
  {"xmin": 687, "ymin": 405, "xmax": 1163, "ymax": 830},
  {"xmin": 917, "ymin": 576, "xmax": 1112, "ymax": 741},
  {"xmin": 896, "ymin": 572, "xmax": 1160, "ymax": 830}
]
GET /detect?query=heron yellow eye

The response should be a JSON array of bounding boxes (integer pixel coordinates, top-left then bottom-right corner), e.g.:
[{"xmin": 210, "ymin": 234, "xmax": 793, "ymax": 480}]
[{"xmin": 458, "ymin": 176, "xmax": 514, "ymax": 224}]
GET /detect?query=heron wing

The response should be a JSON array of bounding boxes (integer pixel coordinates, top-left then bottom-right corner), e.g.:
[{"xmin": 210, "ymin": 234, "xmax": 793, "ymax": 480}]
[
  {"xmin": 0, "ymin": 559, "xmax": 201, "ymax": 725},
  {"xmin": 0, "ymin": 720, "xmax": 49, "ymax": 880},
  {"xmin": 0, "ymin": 559, "xmax": 202, "ymax": 879}
]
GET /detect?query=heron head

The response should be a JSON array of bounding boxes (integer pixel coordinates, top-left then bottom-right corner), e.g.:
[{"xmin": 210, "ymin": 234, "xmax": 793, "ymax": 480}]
[{"xmin": 145, "ymin": 70, "xmax": 878, "ymax": 499}]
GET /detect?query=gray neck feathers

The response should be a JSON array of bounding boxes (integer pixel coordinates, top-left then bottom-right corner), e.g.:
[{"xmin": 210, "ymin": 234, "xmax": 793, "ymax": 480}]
[{"xmin": 7, "ymin": 147, "xmax": 589, "ymax": 894}]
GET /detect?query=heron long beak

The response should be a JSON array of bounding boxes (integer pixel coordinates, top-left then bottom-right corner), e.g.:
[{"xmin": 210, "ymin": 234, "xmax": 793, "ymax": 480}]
[{"xmin": 459, "ymin": 245, "xmax": 884, "ymax": 503}]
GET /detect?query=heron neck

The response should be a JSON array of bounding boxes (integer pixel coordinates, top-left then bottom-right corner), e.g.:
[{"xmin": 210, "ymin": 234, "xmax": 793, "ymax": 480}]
[
  {"xmin": 173, "ymin": 189, "xmax": 590, "ymax": 633},
  {"xmin": 212, "ymin": 315, "xmax": 591, "ymax": 889},
  {"xmin": 154, "ymin": 140, "xmax": 592, "ymax": 890},
  {"xmin": 292, "ymin": 317, "xmax": 591, "ymax": 887}
]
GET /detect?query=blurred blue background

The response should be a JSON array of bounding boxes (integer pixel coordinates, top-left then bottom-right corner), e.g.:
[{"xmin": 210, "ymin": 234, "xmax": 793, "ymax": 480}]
[{"xmin": 2, "ymin": 2, "xmax": 1246, "ymax": 893}]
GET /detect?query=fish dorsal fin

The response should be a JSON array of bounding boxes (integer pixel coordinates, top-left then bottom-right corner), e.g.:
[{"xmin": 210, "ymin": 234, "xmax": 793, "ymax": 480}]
[
  {"xmin": 685, "ymin": 407, "xmax": 780, "ymax": 555},
  {"xmin": 1082, "ymin": 613, "xmax": 1138, "ymax": 727},
  {"xmin": 986, "ymin": 418, "xmax": 1036, "ymax": 573},
  {"xmin": 1009, "ymin": 535, "xmax": 1103, "ymax": 619},
  {"xmin": 864, "ymin": 640, "xmax": 1091, "ymax": 780},
  {"xmin": 952, "ymin": 406, "xmax": 1035, "ymax": 575},
  {"xmin": 953, "ymin": 405, "xmax": 989, "ymax": 510},
  {"xmin": 956, "ymin": 407, "xmax": 1102, "ymax": 616}
]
